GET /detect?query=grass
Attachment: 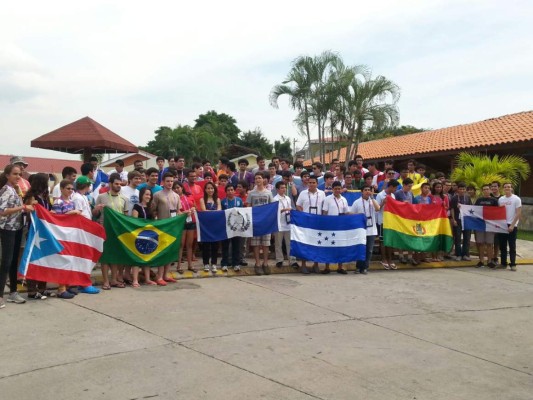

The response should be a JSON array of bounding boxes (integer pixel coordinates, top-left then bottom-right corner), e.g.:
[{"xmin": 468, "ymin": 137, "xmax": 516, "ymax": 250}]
[{"xmin": 517, "ymin": 230, "xmax": 533, "ymax": 242}]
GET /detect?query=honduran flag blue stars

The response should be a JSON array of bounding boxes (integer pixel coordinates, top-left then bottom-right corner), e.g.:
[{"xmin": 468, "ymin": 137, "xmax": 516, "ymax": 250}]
[
  {"xmin": 290, "ymin": 211, "xmax": 367, "ymax": 263},
  {"xmin": 195, "ymin": 202, "xmax": 280, "ymax": 242}
]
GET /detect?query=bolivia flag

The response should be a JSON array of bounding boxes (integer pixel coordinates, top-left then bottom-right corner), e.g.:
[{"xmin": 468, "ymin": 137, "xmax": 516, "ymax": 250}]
[
  {"xmin": 383, "ymin": 198, "xmax": 453, "ymax": 252},
  {"xmin": 100, "ymin": 208, "xmax": 186, "ymax": 266}
]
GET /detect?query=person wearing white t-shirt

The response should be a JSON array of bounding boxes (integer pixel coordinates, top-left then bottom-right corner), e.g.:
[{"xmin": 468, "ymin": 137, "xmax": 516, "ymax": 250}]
[
  {"xmin": 52, "ymin": 166, "xmax": 77, "ymax": 200},
  {"xmin": 350, "ymin": 185, "xmax": 380, "ymax": 274},
  {"xmin": 498, "ymin": 183, "xmax": 522, "ymax": 271},
  {"xmin": 273, "ymin": 181, "xmax": 297, "ymax": 269},
  {"xmin": 120, "ymin": 170, "xmax": 142, "ymax": 215},
  {"xmin": 296, "ymin": 175, "xmax": 326, "ymax": 274},
  {"xmin": 375, "ymin": 179, "xmax": 399, "ymax": 269},
  {"xmin": 321, "ymin": 181, "xmax": 349, "ymax": 274},
  {"xmin": 107, "ymin": 159, "xmax": 128, "ymax": 186}
]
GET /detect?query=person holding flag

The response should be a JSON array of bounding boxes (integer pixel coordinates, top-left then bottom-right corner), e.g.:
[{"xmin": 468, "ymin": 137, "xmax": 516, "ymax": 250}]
[
  {"xmin": 473, "ymin": 184, "xmax": 499, "ymax": 268},
  {"xmin": 0, "ymin": 164, "xmax": 34, "ymax": 308}
]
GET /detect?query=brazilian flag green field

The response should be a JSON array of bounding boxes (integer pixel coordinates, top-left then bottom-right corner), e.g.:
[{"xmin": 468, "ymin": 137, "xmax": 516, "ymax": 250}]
[{"xmin": 100, "ymin": 208, "xmax": 186, "ymax": 266}]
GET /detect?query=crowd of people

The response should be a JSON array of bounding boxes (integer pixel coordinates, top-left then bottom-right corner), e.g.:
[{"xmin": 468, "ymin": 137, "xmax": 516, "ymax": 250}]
[{"xmin": 0, "ymin": 153, "xmax": 523, "ymax": 309}]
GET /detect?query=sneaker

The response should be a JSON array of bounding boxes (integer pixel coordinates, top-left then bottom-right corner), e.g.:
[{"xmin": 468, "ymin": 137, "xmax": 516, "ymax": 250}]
[
  {"xmin": 275, "ymin": 261, "xmax": 283, "ymax": 268},
  {"xmin": 263, "ymin": 264, "xmax": 271, "ymax": 275},
  {"xmin": 488, "ymin": 262, "xmax": 496, "ymax": 269},
  {"xmin": 240, "ymin": 260, "xmax": 248, "ymax": 267},
  {"xmin": 510, "ymin": 265, "xmax": 517, "ymax": 271},
  {"xmin": 321, "ymin": 268, "xmax": 331, "ymax": 274},
  {"xmin": 360, "ymin": 269, "xmax": 368, "ymax": 275},
  {"xmin": 203, "ymin": 264, "xmax": 210, "ymax": 272},
  {"xmin": 28, "ymin": 292, "xmax": 47, "ymax": 300},
  {"xmin": 58, "ymin": 291, "xmax": 75, "ymax": 299},
  {"xmin": 7, "ymin": 292, "xmax": 26, "ymax": 304},
  {"xmin": 254, "ymin": 265, "xmax": 263, "ymax": 275},
  {"xmin": 498, "ymin": 264, "xmax": 508, "ymax": 269},
  {"xmin": 78, "ymin": 285, "xmax": 100, "ymax": 294},
  {"xmin": 492, "ymin": 257, "xmax": 499, "ymax": 264},
  {"xmin": 0, "ymin": 298, "xmax": 5, "ymax": 309},
  {"xmin": 454, "ymin": 256, "xmax": 462, "ymax": 261},
  {"xmin": 67, "ymin": 287, "xmax": 78, "ymax": 295},
  {"xmin": 233, "ymin": 265, "xmax": 241, "ymax": 272},
  {"xmin": 301, "ymin": 266, "xmax": 310, "ymax": 274},
  {"xmin": 221, "ymin": 265, "xmax": 228, "ymax": 272},
  {"xmin": 462, "ymin": 256, "xmax": 471, "ymax": 261},
  {"xmin": 211, "ymin": 265, "xmax": 218, "ymax": 272},
  {"xmin": 291, "ymin": 262, "xmax": 300, "ymax": 269},
  {"xmin": 337, "ymin": 268, "xmax": 347, "ymax": 275},
  {"xmin": 476, "ymin": 261, "xmax": 484, "ymax": 268},
  {"xmin": 312, "ymin": 264, "xmax": 320, "ymax": 274}
]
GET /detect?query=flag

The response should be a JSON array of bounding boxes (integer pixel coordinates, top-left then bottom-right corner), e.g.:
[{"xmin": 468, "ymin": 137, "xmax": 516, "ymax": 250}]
[
  {"xmin": 195, "ymin": 202, "xmax": 279, "ymax": 242},
  {"xmin": 18, "ymin": 205, "xmax": 106, "ymax": 286},
  {"xmin": 92, "ymin": 169, "xmax": 109, "ymax": 198},
  {"xmin": 340, "ymin": 190, "xmax": 361, "ymax": 206},
  {"xmin": 461, "ymin": 205, "xmax": 507, "ymax": 233},
  {"xmin": 383, "ymin": 198, "xmax": 453, "ymax": 252},
  {"xmin": 290, "ymin": 211, "xmax": 367, "ymax": 263},
  {"xmin": 100, "ymin": 208, "xmax": 186, "ymax": 266}
]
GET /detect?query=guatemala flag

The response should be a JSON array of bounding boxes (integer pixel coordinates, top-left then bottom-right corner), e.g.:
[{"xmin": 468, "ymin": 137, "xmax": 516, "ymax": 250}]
[
  {"xmin": 461, "ymin": 205, "xmax": 507, "ymax": 233},
  {"xmin": 290, "ymin": 211, "xmax": 367, "ymax": 263},
  {"xmin": 19, "ymin": 205, "xmax": 106, "ymax": 286},
  {"xmin": 195, "ymin": 202, "xmax": 280, "ymax": 242}
]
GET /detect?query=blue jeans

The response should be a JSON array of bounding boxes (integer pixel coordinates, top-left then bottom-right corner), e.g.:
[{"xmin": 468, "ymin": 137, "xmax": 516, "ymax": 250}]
[
  {"xmin": 356, "ymin": 235, "xmax": 376, "ymax": 272},
  {"xmin": 453, "ymin": 221, "xmax": 471, "ymax": 257}
]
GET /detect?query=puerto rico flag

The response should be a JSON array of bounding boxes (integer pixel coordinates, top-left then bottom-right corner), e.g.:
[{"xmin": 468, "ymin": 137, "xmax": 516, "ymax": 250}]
[
  {"xmin": 461, "ymin": 205, "xmax": 507, "ymax": 233},
  {"xmin": 19, "ymin": 205, "xmax": 106, "ymax": 286}
]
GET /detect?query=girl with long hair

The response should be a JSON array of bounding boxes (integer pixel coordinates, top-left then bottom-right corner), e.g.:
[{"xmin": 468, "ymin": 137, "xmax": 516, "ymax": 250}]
[
  {"xmin": 131, "ymin": 187, "xmax": 157, "ymax": 286},
  {"xmin": 199, "ymin": 182, "xmax": 221, "ymax": 273},
  {"xmin": 174, "ymin": 181, "xmax": 197, "ymax": 273}
]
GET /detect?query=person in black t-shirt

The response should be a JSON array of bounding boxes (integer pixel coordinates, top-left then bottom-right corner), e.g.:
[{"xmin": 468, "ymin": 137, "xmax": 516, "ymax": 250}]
[
  {"xmin": 474, "ymin": 184, "xmax": 499, "ymax": 268},
  {"xmin": 450, "ymin": 182, "xmax": 472, "ymax": 261}
]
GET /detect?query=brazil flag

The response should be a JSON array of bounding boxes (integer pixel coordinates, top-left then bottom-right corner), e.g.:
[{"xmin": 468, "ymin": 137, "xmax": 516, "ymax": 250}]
[{"xmin": 100, "ymin": 208, "xmax": 186, "ymax": 266}]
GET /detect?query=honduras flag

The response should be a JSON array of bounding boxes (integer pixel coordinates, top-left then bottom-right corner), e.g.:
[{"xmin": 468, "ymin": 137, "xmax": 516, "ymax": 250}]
[
  {"xmin": 195, "ymin": 202, "xmax": 279, "ymax": 242},
  {"xmin": 340, "ymin": 190, "xmax": 361, "ymax": 206},
  {"xmin": 290, "ymin": 211, "xmax": 367, "ymax": 263},
  {"xmin": 461, "ymin": 205, "xmax": 507, "ymax": 233}
]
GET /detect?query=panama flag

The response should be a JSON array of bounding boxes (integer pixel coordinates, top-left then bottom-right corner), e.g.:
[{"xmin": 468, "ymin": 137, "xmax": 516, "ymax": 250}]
[
  {"xmin": 195, "ymin": 202, "xmax": 280, "ymax": 242},
  {"xmin": 461, "ymin": 205, "xmax": 508, "ymax": 233},
  {"xmin": 290, "ymin": 211, "xmax": 367, "ymax": 263},
  {"xmin": 92, "ymin": 168, "xmax": 109, "ymax": 198},
  {"xmin": 19, "ymin": 205, "xmax": 106, "ymax": 286}
]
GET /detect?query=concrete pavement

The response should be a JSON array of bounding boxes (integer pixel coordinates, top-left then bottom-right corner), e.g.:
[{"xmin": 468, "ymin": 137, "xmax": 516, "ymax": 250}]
[{"xmin": 1, "ymin": 265, "xmax": 533, "ymax": 399}]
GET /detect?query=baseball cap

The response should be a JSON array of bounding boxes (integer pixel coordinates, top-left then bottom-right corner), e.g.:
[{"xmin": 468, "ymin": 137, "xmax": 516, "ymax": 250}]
[
  {"xmin": 10, "ymin": 156, "xmax": 28, "ymax": 167},
  {"xmin": 76, "ymin": 175, "xmax": 92, "ymax": 185}
]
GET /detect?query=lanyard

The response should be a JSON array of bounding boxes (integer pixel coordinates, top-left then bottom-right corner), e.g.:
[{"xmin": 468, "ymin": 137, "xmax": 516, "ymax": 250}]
[
  {"xmin": 108, "ymin": 193, "xmax": 122, "ymax": 212},
  {"xmin": 362, "ymin": 198, "xmax": 372, "ymax": 218},
  {"xmin": 279, "ymin": 196, "xmax": 290, "ymax": 210},
  {"xmin": 308, "ymin": 191, "xmax": 318, "ymax": 209},
  {"xmin": 181, "ymin": 195, "xmax": 190, "ymax": 210},
  {"xmin": 333, "ymin": 196, "xmax": 344, "ymax": 214},
  {"xmin": 140, "ymin": 204, "xmax": 147, "ymax": 219}
]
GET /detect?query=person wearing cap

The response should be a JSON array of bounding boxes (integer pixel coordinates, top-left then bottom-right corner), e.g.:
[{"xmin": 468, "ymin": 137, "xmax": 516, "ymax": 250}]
[{"xmin": 10, "ymin": 156, "xmax": 31, "ymax": 197}]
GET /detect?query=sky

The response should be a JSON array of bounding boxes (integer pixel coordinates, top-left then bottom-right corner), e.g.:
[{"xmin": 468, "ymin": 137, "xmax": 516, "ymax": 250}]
[{"xmin": 1, "ymin": 0, "xmax": 532, "ymax": 160}]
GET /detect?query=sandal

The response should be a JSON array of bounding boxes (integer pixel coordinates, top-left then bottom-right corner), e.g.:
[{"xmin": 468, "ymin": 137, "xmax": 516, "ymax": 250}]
[
  {"xmin": 176, "ymin": 268, "xmax": 184, "ymax": 274},
  {"xmin": 102, "ymin": 284, "xmax": 111, "ymax": 290},
  {"xmin": 132, "ymin": 282, "xmax": 141, "ymax": 288},
  {"xmin": 390, "ymin": 263, "xmax": 397, "ymax": 270},
  {"xmin": 110, "ymin": 282, "xmax": 126, "ymax": 288},
  {"xmin": 188, "ymin": 266, "xmax": 198, "ymax": 273},
  {"xmin": 145, "ymin": 280, "xmax": 157, "ymax": 286},
  {"xmin": 123, "ymin": 279, "xmax": 133, "ymax": 286},
  {"xmin": 381, "ymin": 261, "xmax": 390, "ymax": 270},
  {"xmin": 156, "ymin": 279, "xmax": 167, "ymax": 286}
]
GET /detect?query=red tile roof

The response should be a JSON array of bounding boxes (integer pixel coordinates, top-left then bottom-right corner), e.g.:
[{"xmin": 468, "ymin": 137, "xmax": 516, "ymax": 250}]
[
  {"xmin": 308, "ymin": 111, "xmax": 533, "ymax": 164},
  {"xmin": 31, "ymin": 116, "xmax": 138, "ymax": 154},
  {"xmin": 0, "ymin": 155, "xmax": 83, "ymax": 175}
]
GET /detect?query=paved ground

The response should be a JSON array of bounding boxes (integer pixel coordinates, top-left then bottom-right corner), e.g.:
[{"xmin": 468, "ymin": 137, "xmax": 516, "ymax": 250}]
[{"xmin": 1, "ymin": 264, "xmax": 532, "ymax": 400}]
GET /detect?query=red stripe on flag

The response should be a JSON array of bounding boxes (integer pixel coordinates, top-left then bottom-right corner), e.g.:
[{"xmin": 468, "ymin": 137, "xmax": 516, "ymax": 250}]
[
  {"xmin": 25, "ymin": 264, "xmax": 92, "ymax": 286},
  {"xmin": 58, "ymin": 241, "xmax": 102, "ymax": 263},
  {"xmin": 483, "ymin": 206, "xmax": 506, "ymax": 221},
  {"xmin": 35, "ymin": 205, "xmax": 106, "ymax": 239},
  {"xmin": 384, "ymin": 198, "xmax": 447, "ymax": 221}
]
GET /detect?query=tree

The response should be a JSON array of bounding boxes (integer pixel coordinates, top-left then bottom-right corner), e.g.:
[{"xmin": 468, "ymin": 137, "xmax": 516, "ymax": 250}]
[
  {"xmin": 364, "ymin": 125, "xmax": 426, "ymax": 141},
  {"xmin": 194, "ymin": 110, "xmax": 241, "ymax": 143},
  {"xmin": 451, "ymin": 152, "xmax": 530, "ymax": 192},
  {"xmin": 273, "ymin": 136, "xmax": 293, "ymax": 160},
  {"xmin": 238, "ymin": 128, "xmax": 273, "ymax": 157}
]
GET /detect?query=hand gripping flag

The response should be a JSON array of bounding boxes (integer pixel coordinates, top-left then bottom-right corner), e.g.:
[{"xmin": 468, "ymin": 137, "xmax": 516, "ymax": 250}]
[
  {"xmin": 383, "ymin": 198, "xmax": 453, "ymax": 252},
  {"xmin": 18, "ymin": 205, "xmax": 106, "ymax": 286},
  {"xmin": 461, "ymin": 205, "xmax": 507, "ymax": 233},
  {"xmin": 100, "ymin": 208, "xmax": 186, "ymax": 266},
  {"xmin": 290, "ymin": 211, "xmax": 367, "ymax": 263},
  {"xmin": 195, "ymin": 202, "xmax": 280, "ymax": 242}
]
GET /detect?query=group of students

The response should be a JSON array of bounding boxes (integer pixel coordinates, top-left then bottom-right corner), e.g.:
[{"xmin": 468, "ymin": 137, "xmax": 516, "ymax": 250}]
[{"xmin": 0, "ymin": 153, "xmax": 523, "ymax": 309}]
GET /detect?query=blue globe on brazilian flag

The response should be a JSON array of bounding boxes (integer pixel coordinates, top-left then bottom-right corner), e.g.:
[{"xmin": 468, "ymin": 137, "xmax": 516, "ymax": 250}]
[{"xmin": 100, "ymin": 208, "xmax": 185, "ymax": 266}]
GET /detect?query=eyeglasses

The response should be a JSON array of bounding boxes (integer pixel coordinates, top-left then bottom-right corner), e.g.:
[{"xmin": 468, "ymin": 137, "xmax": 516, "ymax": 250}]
[{"xmin": 387, "ymin": 172, "xmax": 395, "ymax": 175}]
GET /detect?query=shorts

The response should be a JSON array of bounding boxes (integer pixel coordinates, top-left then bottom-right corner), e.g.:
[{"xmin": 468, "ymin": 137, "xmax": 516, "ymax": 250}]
[
  {"xmin": 475, "ymin": 230, "xmax": 494, "ymax": 244},
  {"xmin": 184, "ymin": 222, "xmax": 196, "ymax": 231},
  {"xmin": 251, "ymin": 234, "xmax": 271, "ymax": 246}
]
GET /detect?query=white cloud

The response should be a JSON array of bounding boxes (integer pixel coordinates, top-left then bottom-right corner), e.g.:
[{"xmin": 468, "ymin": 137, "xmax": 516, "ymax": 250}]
[{"xmin": 0, "ymin": 0, "xmax": 532, "ymax": 158}]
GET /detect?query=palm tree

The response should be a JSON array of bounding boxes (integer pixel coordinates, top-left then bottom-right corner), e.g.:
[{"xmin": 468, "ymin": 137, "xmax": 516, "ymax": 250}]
[
  {"xmin": 451, "ymin": 152, "xmax": 530, "ymax": 192},
  {"xmin": 341, "ymin": 69, "xmax": 400, "ymax": 165}
]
